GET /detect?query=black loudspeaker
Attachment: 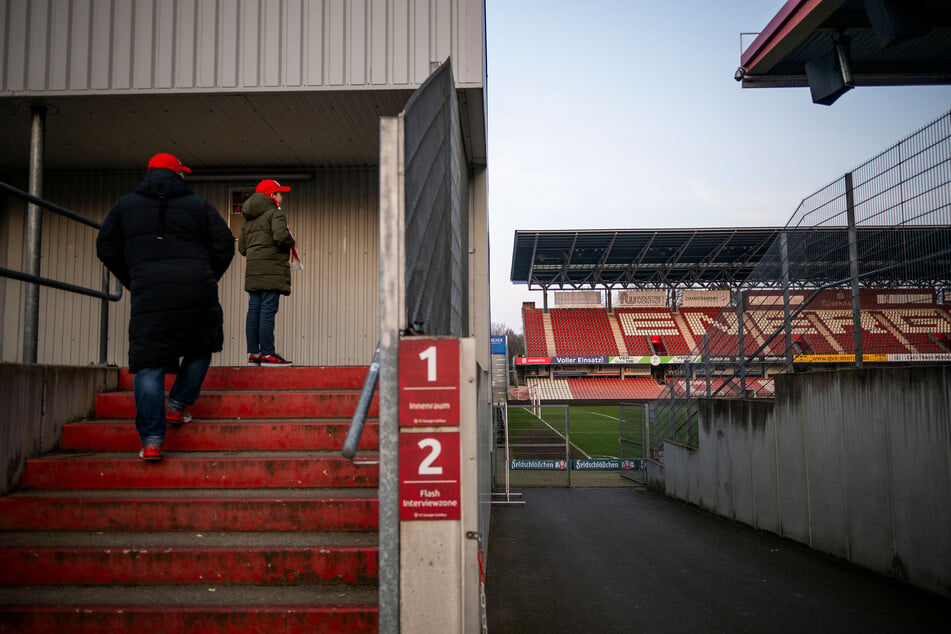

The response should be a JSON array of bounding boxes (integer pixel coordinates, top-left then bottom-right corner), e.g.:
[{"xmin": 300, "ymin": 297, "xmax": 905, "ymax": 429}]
[
  {"xmin": 863, "ymin": 0, "xmax": 928, "ymax": 48},
  {"xmin": 805, "ymin": 38, "xmax": 854, "ymax": 106}
]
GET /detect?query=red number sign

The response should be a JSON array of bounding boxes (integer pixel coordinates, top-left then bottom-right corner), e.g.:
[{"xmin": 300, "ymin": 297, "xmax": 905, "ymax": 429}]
[
  {"xmin": 399, "ymin": 338, "xmax": 460, "ymax": 427},
  {"xmin": 399, "ymin": 431, "xmax": 461, "ymax": 521}
]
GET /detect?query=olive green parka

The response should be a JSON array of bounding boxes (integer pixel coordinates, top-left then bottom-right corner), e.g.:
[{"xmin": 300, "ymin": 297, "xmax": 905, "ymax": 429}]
[{"xmin": 238, "ymin": 192, "xmax": 295, "ymax": 295}]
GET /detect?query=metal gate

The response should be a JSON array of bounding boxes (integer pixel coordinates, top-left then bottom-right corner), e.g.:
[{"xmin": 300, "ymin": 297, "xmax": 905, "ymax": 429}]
[
  {"xmin": 619, "ymin": 402, "xmax": 648, "ymax": 484},
  {"xmin": 504, "ymin": 404, "xmax": 571, "ymax": 487},
  {"xmin": 498, "ymin": 403, "xmax": 644, "ymax": 488}
]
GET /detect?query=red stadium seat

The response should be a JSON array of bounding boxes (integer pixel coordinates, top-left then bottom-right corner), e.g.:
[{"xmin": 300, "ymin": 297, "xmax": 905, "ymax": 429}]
[
  {"xmin": 548, "ymin": 308, "xmax": 619, "ymax": 356},
  {"xmin": 522, "ymin": 308, "xmax": 550, "ymax": 356}
]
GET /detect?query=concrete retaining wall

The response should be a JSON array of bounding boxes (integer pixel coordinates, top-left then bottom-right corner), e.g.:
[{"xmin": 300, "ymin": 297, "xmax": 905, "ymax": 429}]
[
  {"xmin": 0, "ymin": 363, "xmax": 118, "ymax": 495},
  {"xmin": 655, "ymin": 366, "xmax": 951, "ymax": 597}
]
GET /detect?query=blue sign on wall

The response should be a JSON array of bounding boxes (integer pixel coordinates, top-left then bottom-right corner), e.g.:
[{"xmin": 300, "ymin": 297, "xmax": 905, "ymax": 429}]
[{"xmin": 490, "ymin": 336, "xmax": 507, "ymax": 355}]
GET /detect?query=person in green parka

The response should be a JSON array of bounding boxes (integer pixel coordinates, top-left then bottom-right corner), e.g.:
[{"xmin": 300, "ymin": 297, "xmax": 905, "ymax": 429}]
[{"xmin": 238, "ymin": 179, "xmax": 296, "ymax": 366}]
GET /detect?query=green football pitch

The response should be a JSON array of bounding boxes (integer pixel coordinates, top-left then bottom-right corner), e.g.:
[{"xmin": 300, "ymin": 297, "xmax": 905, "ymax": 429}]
[{"xmin": 505, "ymin": 404, "xmax": 645, "ymax": 460}]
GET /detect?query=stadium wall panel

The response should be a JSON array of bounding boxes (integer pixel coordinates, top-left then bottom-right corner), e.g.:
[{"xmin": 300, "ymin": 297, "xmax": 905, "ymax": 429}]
[
  {"xmin": 838, "ymin": 372, "xmax": 898, "ymax": 574},
  {"xmin": 802, "ymin": 382, "xmax": 850, "ymax": 560},
  {"xmin": 749, "ymin": 407, "xmax": 781, "ymax": 535},
  {"xmin": 691, "ymin": 433, "xmax": 712, "ymax": 510},
  {"xmin": 714, "ymin": 415, "xmax": 734, "ymax": 519},
  {"xmin": 726, "ymin": 400, "xmax": 755, "ymax": 527},
  {"xmin": 660, "ymin": 367, "xmax": 951, "ymax": 598},
  {"xmin": 773, "ymin": 393, "xmax": 811, "ymax": 545},
  {"xmin": 662, "ymin": 443, "xmax": 689, "ymax": 502}
]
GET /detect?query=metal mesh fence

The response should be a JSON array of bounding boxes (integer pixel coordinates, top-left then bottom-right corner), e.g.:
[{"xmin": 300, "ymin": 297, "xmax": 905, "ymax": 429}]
[
  {"xmin": 492, "ymin": 403, "xmax": 646, "ymax": 488},
  {"xmin": 403, "ymin": 60, "xmax": 470, "ymax": 337},
  {"xmin": 504, "ymin": 404, "xmax": 571, "ymax": 487},
  {"xmin": 650, "ymin": 109, "xmax": 951, "ymax": 458}
]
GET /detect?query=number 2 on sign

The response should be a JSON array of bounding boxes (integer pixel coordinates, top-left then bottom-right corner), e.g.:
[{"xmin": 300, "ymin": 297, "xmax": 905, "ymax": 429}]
[
  {"xmin": 417, "ymin": 437, "xmax": 443, "ymax": 475},
  {"xmin": 419, "ymin": 345, "xmax": 437, "ymax": 382}
]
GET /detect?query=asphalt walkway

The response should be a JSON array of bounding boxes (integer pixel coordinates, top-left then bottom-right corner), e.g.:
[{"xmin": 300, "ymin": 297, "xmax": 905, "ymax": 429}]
[{"xmin": 486, "ymin": 487, "xmax": 951, "ymax": 633}]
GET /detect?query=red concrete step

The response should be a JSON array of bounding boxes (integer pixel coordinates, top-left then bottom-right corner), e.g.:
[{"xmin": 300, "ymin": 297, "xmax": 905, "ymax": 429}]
[
  {"xmin": 0, "ymin": 546, "xmax": 377, "ymax": 586},
  {"xmin": 60, "ymin": 420, "xmax": 380, "ymax": 452},
  {"xmin": 0, "ymin": 492, "xmax": 378, "ymax": 531},
  {"xmin": 95, "ymin": 390, "xmax": 378, "ymax": 419},
  {"xmin": 0, "ymin": 602, "xmax": 379, "ymax": 633},
  {"xmin": 118, "ymin": 366, "xmax": 372, "ymax": 391},
  {"xmin": 22, "ymin": 452, "xmax": 378, "ymax": 489},
  {"xmin": 1, "ymin": 365, "xmax": 383, "ymax": 632}
]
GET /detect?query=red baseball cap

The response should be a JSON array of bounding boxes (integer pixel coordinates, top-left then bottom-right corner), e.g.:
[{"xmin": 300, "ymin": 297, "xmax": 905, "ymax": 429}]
[
  {"xmin": 255, "ymin": 179, "xmax": 291, "ymax": 195},
  {"xmin": 147, "ymin": 153, "xmax": 191, "ymax": 173}
]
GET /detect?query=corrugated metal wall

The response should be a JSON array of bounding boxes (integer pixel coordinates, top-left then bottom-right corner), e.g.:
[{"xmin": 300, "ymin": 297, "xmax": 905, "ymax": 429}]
[
  {"xmin": 0, "ymin": 0, "xmax": 484, "ymax": 94},
  {"xmin": 0, "ymin": 167, "xmax": 379, "ymax": 367}
]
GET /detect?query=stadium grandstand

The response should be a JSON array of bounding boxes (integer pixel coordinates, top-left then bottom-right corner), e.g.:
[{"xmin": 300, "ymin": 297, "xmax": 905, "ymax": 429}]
[
  {"xmin": 513, "ymin": 283, "xmax": 949, "ymax": 403},
  {"xmin": 508, "ymin": 110, "xmax": 951, "ymax": 412}
]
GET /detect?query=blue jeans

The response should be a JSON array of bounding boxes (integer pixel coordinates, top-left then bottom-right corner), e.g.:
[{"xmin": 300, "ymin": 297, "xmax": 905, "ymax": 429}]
[
  {"xmin": 133, "ymin": 354, "xmax": 211, "ymax": 445},
  {"xmin": 246, "ymin": 290, "xmax": 281, "ymax": 356}
]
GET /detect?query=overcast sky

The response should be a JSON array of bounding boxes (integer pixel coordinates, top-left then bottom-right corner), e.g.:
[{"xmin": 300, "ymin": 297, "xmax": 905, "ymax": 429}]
[{"xmin": 484, "ymin": 0, "xmax": 951, "ymax": 331}]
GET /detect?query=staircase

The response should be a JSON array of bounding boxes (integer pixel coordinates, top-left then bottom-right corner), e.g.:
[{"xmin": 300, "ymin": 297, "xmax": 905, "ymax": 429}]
[
  {"xmin": 0, "ymin": 366, "xmax": 380, "ymax": 633},
  {"xmin": 606, "ymin": 313, "xmax": 629, "ymax": 356},
  {"xmin": 541, "ymin": 312, "xmax": 557, "ymax": 356}
]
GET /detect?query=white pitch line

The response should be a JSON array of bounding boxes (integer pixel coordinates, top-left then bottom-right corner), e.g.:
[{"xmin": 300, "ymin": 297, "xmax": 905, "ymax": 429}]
[{"xmin": 532, "ymin": 411, "xmax": 591, "ymax": 460}]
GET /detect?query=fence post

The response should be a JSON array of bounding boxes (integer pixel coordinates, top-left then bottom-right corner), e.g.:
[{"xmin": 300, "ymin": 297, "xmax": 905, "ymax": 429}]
[
  {"xmin": 564, "ymin": 405, "xmax": 571, "ymax": 488},
  {"xmin": 378, "ymin": 114, "xmax": 404, "ymax": 634},
  {"xmin": 684, "ymin": 361, "xmax": 691, "ymax": 400},
  {"xmin": 22, "ymin": 105, "xmax": 46, "ymax": 364},
  {"xmin": 703, "ymin": 333, "xmax": 711, "ymax": 396},
  {"xmin": 845, "ymin": 172, "xmax": 864, "ymax": 368},
  {"xmin": 781, "ymin": 231, "xmax": 794, "ymax": 367},
  {"xmin": 100, "ymin": 268, "xmax": 110, "ymax": 365},
  {"xmin": 736, "ymin": 290, "xmax": 747, "ymax": 394},
  {"xmin": 643, "ymin": 402, "xmax": 651, "ymax": 460}
]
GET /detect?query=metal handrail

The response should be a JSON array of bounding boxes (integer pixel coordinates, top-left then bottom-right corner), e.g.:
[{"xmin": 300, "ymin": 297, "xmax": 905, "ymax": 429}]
[
  {"xmin": 0, "ymin": 266, "xmax": 122, "ymax": 301},
  {"xmin": 0, "ymin": 181, "xmax": 102, "ymax": 229},
  {"xmin": 0, "ymin": 180, "xmax": 124, "ymax": 364},
  {"xmin": 342, "ymin": 344, "xmax": 380, "ymax": 459}
]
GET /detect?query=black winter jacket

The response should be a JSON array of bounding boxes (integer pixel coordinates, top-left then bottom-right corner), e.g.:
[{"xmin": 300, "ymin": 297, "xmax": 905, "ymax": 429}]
[
  {"xmin": 96, "ymin": 168, "xmax": 235, "ymax": 373},
  {"xmin": 238, "ymin": 192, "xmax": 295, "ymax": 295}
]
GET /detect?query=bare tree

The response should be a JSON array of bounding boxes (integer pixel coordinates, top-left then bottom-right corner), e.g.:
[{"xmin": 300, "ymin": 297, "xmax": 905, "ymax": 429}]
[{"xmin": 491, "ymin": 322, "xmax": 526, "ymax": 359}]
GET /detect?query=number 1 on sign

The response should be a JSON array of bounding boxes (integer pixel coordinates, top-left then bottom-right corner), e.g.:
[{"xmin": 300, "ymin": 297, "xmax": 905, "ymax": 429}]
[{"xmin": 419, "ymin": 345, "xmax": 437, "ymax": 382}]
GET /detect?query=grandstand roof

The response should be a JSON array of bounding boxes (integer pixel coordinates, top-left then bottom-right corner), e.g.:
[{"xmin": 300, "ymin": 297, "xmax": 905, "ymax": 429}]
[
  {"xmin": 511, "ymin": 228, "xmax": 777, "ymax": 290},
  {"xmin": 510, "ymin": 227, "xmax": 951, "ymax": 290}
]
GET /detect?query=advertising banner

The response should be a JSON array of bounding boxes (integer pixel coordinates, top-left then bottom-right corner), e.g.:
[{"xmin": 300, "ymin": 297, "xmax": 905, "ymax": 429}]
[
  {"xmin": 572, "ymin": 459, "xmax": 646, "ymax": 470},
  {"xmin": 618, "ymin": 290, "xmax": 667, "ymax": 307},
  {"xmin": 510, "ymin": 458, "xmax": 648, "ymax": 470},
  {"xmin": 794, "ymin": 353, "xmax": 951, "ymax": 363},
  {"xmin": 510, "ymin": 459, "xmax": 568, "ymax": 470},
  {"xmin": 681, "ymin": 289, "xmax": 730, "ymax": 307},
  {"xmin": 515, "ymin": 355, "xmax": 702, "ymax": 365},
  {"xmin": 490, "ymin": 336, "xmax": 506, "ymax": 355}
]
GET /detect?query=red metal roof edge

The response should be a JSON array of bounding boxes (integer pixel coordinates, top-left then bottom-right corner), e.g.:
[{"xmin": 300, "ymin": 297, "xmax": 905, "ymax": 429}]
[{"xmin": 740, "ymin": 0, "xmax": 821, "ymax": 71}]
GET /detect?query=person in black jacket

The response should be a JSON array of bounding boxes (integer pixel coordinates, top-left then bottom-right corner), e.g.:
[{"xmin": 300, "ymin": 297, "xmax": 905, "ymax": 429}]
[{"xmin": 97, "ymin": 153, "xmax": 235, "ymax": 461}]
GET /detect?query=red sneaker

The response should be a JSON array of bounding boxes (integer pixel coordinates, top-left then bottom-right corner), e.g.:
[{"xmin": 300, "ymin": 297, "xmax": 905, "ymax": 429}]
[
  {"xmin": 260, "ymin": 353, "xmax": 293, "ymax": 367},
  {"xmin": 166, "ymin": 407, "xmax": 193, "ymax": 425},
  {"xmin": 248, "ymin": 354, "xmax": 261, "ymax": 366},
  {"xmin": 139, "ymin": 444, "xmax": 163, "ymax": 461}
]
